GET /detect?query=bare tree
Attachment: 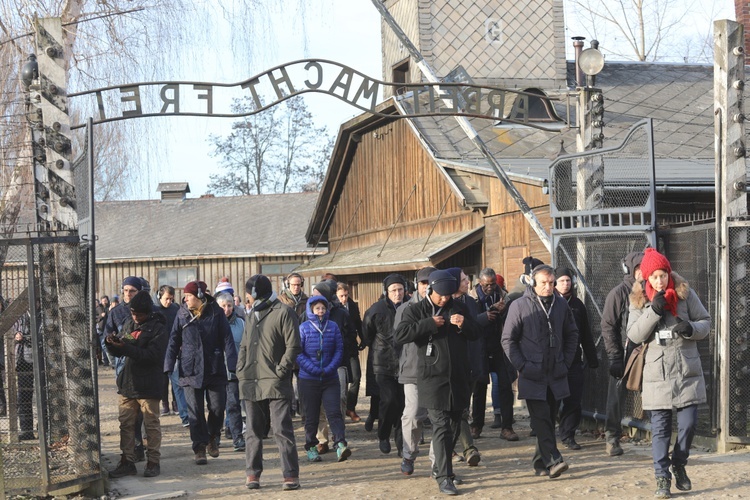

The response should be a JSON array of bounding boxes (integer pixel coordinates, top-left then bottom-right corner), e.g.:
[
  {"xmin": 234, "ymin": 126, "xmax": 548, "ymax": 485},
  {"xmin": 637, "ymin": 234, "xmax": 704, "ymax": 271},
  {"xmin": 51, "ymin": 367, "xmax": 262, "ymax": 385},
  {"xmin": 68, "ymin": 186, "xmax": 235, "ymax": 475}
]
[
  {"xmin": 568, "ymin": 0, "xmax": 716, "ymax": 63},
  {"xmin": 208, "ymin": 96, "xmax": 332, "ymax": 196}
]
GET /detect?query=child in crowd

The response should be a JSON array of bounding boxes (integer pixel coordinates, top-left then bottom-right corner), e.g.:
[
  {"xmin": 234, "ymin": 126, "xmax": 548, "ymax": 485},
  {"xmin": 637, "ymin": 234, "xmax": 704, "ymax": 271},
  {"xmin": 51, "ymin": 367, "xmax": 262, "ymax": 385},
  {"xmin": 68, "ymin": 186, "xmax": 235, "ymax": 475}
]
[{"xmin": 297, "ymin": 296, "xmax": 351, "ymax": 462}]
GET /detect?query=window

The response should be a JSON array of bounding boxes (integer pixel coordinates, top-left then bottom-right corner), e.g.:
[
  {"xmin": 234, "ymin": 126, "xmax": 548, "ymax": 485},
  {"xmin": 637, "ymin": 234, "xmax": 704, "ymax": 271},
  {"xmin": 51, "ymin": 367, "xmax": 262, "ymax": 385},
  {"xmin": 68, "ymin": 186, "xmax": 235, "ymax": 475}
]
[
  {"xmin": 261, "ymin": 263, "xmax": 302, "ymax": 276},
  {"xmin": 393, "ymin": 59, "xmax": 410, "ymax": 95},
  {"xmin": 158, "ymin": 267, "xmax": 197, "ymax": 288}
]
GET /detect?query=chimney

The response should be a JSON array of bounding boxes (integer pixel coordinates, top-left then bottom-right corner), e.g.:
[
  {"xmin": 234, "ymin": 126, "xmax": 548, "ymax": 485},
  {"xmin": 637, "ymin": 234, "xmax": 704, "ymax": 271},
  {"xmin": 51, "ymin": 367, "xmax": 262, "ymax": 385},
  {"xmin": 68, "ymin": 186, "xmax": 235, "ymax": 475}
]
[
  {"xmin": 156, "ymin": 182, "xmax": 190, "ymax": 201},
  {"xmin": 737, "ymin": 0, "xmax": 750, "ymax": 56}
]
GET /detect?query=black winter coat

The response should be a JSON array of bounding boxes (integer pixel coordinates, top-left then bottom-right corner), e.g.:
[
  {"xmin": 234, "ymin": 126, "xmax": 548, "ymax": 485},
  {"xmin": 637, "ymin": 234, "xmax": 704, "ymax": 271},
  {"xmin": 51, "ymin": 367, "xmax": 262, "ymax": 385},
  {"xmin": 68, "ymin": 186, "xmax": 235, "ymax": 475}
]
[
  {"xmin": 106, "ymin": 313, "xmax": 168, "ymax": 400},
  {"xmin": 454, "ymin": 294, "xmax": 487, "ymax": 381},
  {"xmin": 601, "ymin": 275, "xmax": 637, "ymax": 362},
  {"xmin": 164, "ymin": 296, "xmax": 238, "ymax": 389},
  {"xmin": 394, "ymin": 296, "xmax": 478, "ymax": 411},
  {"xmin": 363, "ymin": 297, "xmax": 401, "ymax": 377},
  {"xmin": 502, "ymin": 287, "xmax": 579, "ymax": 401},
  {"xmin": 563, "ymin": 294, "xmax": 599, "ymax": 368}
]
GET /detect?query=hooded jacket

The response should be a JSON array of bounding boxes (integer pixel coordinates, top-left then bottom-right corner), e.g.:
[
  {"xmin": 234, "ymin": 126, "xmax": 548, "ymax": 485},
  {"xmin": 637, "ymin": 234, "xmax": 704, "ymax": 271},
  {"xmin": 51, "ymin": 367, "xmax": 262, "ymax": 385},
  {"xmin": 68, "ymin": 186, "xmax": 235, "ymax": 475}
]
[
  {"xmin": 164, "ymin": 295, "xmax": 237, "ymax": 389},
  {"xmin": 297, "ymin": 296, "xmax": 344, "ymax": 381},
  {"xmin": 501, "ymin": 287, "xmax": 579, "ymax": 401},
  {"xmin": 601, "ymin": 251, "xmax": 643, "ymax": 362},
  {"xmin": 627, "ymin": 273, "xmax": 711, "ymax": 410},
  {"xmin": 236, "ymin": 297, "xmax": 301, "ymax": 401},
  {"xmin": 395, "ymin": 293, "xmax": 422, "ymax": 385},
  {"xmin": 107, "ymin": 312, "xmax": 168, "ymax": 400},
  {"xmin": 394, "ymin": 295, "xmax": 478, "ymax": 411}
]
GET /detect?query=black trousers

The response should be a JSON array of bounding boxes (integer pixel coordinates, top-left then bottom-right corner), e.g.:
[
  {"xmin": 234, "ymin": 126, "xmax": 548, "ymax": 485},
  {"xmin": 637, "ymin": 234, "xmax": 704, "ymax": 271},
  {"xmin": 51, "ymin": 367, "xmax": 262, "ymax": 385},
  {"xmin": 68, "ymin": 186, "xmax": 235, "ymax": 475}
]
[
  {"xmin": 375, "ymin": 374, "xmax": 404, "ymax": 450},
  {"xmin": 558, "ymin": 361, "xmax": 584, "ymax": 442},
  {"xmin": 470, "ymin": 378, "xmax": 488, "ymax": 429},
  {"xmin": 428, "ymin": 408, "xmax": 462, "ymax": 482},
  {"xmin": 527, "ymin": 387, "xmax": 564, "ymax": 471}
]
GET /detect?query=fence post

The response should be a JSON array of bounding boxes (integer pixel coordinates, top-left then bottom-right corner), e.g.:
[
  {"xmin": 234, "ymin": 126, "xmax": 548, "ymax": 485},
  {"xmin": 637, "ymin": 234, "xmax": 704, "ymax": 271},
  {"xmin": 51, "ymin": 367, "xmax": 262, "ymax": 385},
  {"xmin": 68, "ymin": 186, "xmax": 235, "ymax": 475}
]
[{"xmin": 714, "ymin": 19, "xmax": 748, "ymax": 452}]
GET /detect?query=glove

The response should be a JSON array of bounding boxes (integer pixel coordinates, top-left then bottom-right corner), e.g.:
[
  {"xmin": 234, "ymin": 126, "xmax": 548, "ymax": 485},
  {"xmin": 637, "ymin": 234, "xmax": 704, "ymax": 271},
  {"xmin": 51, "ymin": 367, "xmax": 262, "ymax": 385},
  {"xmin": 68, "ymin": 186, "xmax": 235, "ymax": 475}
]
[
  {"xmin": 358, "ymin": 343, "xmax": 367, "ymax": 351},
  {"xmin": 650, "ymin": 290, "xmax": 667, "ymax": 316},
  {"xmin": 672, "ymin": 320, "xmax": 693, "ymax": 339},
  {"xmin": 608, "ymin": 358, "xmax": 624, "ymax": 378}
]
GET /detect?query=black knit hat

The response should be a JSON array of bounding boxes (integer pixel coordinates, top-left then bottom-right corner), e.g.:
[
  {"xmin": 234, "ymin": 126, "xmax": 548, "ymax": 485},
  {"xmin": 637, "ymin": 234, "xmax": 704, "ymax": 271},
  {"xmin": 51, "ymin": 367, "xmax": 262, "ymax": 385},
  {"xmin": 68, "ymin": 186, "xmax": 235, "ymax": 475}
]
[
  {"xmin": 246, "ymin": 274, "xmax": 273, "ymax": 300},
  {"xmin": 523, "ymin": 256, "xmax": 545, "ymax": 275},
  {"xmin": 129, "ymin": 290, "xmax": 154, "ymax": 314}
]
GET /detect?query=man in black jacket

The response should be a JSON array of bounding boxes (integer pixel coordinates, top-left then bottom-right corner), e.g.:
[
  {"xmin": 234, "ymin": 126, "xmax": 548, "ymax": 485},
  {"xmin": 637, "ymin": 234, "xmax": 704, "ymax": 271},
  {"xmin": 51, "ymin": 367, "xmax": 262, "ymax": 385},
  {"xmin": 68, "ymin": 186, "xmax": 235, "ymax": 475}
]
[
  {"xmin": 601, "ymin": 250, "xmax": 643, "ymax": 457},
  {"xmin": 395, "ymin": 269, "xmax": 478, "ymax": 496},
  {"xmin": 106, "ymin": 291, "xmax": 169, "ymax": 478},
  {"xmin": 363, "ymin": 273, "xmax": 408, "ymax": 455}
]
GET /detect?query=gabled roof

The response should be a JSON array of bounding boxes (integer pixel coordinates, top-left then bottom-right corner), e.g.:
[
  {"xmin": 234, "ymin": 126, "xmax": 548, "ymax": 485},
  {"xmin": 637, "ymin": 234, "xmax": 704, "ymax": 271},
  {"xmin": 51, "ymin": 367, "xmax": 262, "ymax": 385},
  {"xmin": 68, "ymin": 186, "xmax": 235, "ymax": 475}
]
[
  {"xmin": 96, "ymin": 192, "xmax": 321, "ymax": 261},
  {"xmin": 307, "ymin": 61, "xmax": 717, "ymax": 245}
]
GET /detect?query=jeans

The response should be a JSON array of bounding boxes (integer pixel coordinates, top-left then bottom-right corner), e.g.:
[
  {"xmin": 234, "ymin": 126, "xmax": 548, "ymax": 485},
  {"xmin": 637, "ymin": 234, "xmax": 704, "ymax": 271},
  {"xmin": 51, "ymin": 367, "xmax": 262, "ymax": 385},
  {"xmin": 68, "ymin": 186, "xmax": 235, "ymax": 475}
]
[
  {"xmin": 183, "ymin": 383, "xmax": 226, "ymax": 452},
  {"xmin": 98, "ymin": 331, "xmax": 111, "ymax": 366},
  {"xmin": 489, "ymin": 354, "xmax": 515, "ymax": 429},
  {"xmin": 375, "ymin": 374, "xmax": 404, "ymax": 451},
  {"xmin": 401, "ymin": 383, "xmax": 427, "ymax": 460},
  {"xmin": 300, "ymin": 376, "xmax": 347, "ymax": 449},
  {"xmin": 605, "ymin": 372, "xmax": 627, "ymax": 443},
  {"xmin": 346, "ymin": 355, "xmax": 362, "ymax": 412},
  {"xmin": 427, "ymin": 408, "xmax": 461, "ymax": 482},
  {"xmin": 316, "ymin": 366, "xmax": 349, "ymax": 444},
  {"xmin": 169, "ymin": 362, "xmax": 188, "ymax": 424},
  {"xmin": 558, "ymin": 361, "xmax": 584, "ymax": 442},
  {"xmin": 118, "ymin": 396, "xmax": 161, "ymax": 463},
  {"xmin": 225, "ymin": 380, "xmax": 244, "ymax": 446},
  {"xmin": 527, "ymin": 388, "xmax": 564, "ymax": 471},
  {"xmin": 244, "ymin": 398, "xmax": 299, "ymax": 480},
  {"xmin": 650, "ymin": 405, "xmax": 697, "ymax": 479}
]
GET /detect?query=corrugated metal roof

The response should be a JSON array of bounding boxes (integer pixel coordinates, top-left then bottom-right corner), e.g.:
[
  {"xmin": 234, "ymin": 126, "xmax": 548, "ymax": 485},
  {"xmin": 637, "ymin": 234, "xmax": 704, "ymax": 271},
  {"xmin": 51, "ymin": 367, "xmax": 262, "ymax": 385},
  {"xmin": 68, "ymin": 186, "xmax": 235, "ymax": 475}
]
[{"xmin": 95, "ymin": 192, "xmax": 321, "ymax": 261}]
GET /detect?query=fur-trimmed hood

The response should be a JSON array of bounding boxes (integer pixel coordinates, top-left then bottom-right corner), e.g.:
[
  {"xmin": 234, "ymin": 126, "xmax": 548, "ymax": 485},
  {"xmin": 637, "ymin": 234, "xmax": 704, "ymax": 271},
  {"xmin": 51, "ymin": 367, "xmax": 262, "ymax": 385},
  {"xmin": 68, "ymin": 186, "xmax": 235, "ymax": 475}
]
[{"xmin": 629, "ymin": 272, "xmax": 690, "ymax": 310}]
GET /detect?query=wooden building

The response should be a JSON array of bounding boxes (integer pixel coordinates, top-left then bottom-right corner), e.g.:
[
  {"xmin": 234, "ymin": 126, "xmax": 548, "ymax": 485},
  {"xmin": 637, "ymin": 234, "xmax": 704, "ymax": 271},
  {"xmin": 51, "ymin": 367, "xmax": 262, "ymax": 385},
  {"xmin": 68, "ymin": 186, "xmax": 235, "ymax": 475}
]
[
  {"xmin": 94, "ymin": 184, "xmax": 323, "ymax": 301},
  {"xmin": 296, "ymin": 0, "xmax": 715, "ymax": 309}
]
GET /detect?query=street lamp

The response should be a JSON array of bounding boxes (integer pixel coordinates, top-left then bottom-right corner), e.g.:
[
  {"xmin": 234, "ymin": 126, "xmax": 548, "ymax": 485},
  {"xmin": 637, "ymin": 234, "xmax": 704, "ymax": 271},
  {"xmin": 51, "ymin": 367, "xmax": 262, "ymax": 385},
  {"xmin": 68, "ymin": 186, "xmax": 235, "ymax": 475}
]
[{"xmin": 21, "ymin": 54, "xmax": 38, "ymax": 90}]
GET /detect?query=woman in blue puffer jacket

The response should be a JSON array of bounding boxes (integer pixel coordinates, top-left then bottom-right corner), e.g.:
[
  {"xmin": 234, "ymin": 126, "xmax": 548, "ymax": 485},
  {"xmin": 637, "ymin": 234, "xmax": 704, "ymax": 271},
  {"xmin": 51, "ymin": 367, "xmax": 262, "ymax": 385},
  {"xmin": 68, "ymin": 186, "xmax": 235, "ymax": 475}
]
[{"xmin": 297, "ymin": 295, "xmax": 351, "ymax": 463}]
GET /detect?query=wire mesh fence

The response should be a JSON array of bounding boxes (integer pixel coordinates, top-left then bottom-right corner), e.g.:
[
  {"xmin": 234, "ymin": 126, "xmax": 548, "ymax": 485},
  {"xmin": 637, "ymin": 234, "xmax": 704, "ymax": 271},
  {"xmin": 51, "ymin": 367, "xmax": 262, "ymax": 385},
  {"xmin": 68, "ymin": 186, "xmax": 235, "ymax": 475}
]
[{"xmin": 0, "ymin": 237, "xmax": 100, "ymax": 496}]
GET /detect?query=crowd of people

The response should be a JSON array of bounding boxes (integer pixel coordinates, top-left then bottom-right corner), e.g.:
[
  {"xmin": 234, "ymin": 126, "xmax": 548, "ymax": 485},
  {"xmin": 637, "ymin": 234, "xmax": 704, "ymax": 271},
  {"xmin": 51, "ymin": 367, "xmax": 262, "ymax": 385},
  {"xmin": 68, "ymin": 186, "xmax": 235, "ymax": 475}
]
[{"xmin": 95, "ymin": 247, "xmax": 710, "ymax": 498}]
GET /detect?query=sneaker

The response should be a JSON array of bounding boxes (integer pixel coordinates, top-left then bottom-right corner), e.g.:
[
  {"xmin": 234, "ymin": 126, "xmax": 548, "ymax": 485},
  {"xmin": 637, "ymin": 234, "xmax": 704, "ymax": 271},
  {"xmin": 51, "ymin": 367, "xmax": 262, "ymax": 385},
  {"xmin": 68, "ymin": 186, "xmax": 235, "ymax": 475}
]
[
  {"xmin": 307, "ymin": 447, "xmax": 322, "ymax": 462},
  {"xmin": 452, "ymin": 451, "xmax": 464, "ymax": 463},
  {"xmin": 207, "ymin": 436, "xmax": 220, "ymax": 458},
  {"xmin": 316, "ymin": 442, "xmax": 330, "ymax": 454},
  {"xmin": 534, "ymin": 468, "xmax": 549, "ymax": 476},
  {"xmin": 134, "ymin": 443, "xmax": 145, "ymax": 462},
  {"xmin": 234, "ymin": 440, "xmax": 246, "ymax": 452},
  {"xmin": 562, "ymin": 438, "xmax": 582, "ymax": 450},
  {"xmin": 549, "ymin": 461, "xmax": 569, "ymax": 479},
  {"xmin": 171, "ymin": 400, "xmax": 178, "ymax": 414},
  {"xmin": 109, "ymin": 456, "xmax": 137, "ymax": 478},
  {"xmin": 194, "ymin": 445, "xmax": 208, "ymax": 465},
  {"xmin": 401, "ymin": 457, "xmax": 414, "ymax": 476},
  {"xmin": 282, "ymin": 477, "xmax": 300, "ymax": 490},
  {"xmin": 489, "ymin": 414, "xmax": 503, "ymax": 429},
  {"xmin": 654, "ymin": 477, "xmax": 671, "ymax": 498},
  {"xmin": 671, "ymin": 464, "xmax": 691, "ymax": 491},
  {"xmin": 246, "ymin": 475, "xmax": 260, "ymax": 489},
  {"xmin": 160, "ymin": 402, "xmax": 170, "ymax": 416},
  {"xmin": 500, "ymin": 428, "xmax": 519, "ymax": 441},
  {"xmin": 182, "ymin": 420, "xmax": 190, "ymax": 428},
  {"xmin": 465, "ymin": 448, "xmax": 481, "ymax": 466},
  {"xmin": 336, "ymin": 442, "xmax": 351, "ymax": 462},
  {"xmin": 143, "ymin": 461, "xmax": 160, "ymax": 477},
  {"xmin": 606, "ymin": 441, "xmax": 624, "ymax": 456}
]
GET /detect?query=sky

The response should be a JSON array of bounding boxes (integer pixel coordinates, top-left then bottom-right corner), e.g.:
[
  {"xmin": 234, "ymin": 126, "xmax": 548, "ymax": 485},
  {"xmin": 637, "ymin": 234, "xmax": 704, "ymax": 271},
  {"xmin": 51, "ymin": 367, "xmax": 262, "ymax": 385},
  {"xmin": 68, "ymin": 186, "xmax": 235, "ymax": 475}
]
[{"xmin": 143, "ymin": 0, "xmax": 734, "ymax": 200}]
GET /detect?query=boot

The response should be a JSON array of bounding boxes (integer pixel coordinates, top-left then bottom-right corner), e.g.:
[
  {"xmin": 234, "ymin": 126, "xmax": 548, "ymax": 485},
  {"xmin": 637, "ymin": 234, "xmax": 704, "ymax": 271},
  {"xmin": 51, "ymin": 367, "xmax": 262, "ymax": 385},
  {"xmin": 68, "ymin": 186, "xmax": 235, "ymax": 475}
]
[
  {"xmin": 143, "ymin": 461, "xmax": 160, "ymax": 477},
  {"xmin": 194, "ymin": 445, "xmax": 208, "ymax": 465},
  {"xmin": 671, "ymin": 464, "xmax": 691, "ymax": 491},
  {"xmin": 654, "ymin": 477, "xmax": 671, "ymax": 499},
  {"xmin": 109, "ymin": 455, "xmax": 137, "ymax": 478},
  {"xmin": 207, "ymin": 435, "xmax": 220, "ymax": 458},
  {"xmin": 489, "ymin": 414, "xmax": 503, "ymax": 429}
]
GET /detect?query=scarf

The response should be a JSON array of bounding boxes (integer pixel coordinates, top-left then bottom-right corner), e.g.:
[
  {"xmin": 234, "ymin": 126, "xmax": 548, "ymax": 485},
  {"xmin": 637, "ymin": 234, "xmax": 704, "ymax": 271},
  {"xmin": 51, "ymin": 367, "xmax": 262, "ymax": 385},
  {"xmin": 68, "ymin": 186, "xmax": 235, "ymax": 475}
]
[
  {"xmin": 189, "ymin": 301, "xmax": 205, "ymax": 319},
  {"xmin": 645, "ymin": 276, "xmax": 678, "ymax": 317}
]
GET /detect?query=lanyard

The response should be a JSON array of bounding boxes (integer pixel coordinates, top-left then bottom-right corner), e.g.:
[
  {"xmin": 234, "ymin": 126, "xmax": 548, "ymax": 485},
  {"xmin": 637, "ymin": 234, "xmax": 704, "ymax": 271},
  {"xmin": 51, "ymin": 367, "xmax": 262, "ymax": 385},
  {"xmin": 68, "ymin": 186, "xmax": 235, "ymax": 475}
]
[{"xmin": 535, "ymin": 294, "xmax": 557, "ymax": 348}]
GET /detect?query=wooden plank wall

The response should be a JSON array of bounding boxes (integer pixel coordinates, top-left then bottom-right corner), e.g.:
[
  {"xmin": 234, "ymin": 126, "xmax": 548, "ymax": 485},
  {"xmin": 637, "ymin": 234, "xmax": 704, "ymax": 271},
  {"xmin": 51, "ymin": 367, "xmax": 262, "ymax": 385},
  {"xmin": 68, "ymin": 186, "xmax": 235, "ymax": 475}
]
[{"xmin": 328, "ymin": 119, "xmax": 481, "ymax": 251}]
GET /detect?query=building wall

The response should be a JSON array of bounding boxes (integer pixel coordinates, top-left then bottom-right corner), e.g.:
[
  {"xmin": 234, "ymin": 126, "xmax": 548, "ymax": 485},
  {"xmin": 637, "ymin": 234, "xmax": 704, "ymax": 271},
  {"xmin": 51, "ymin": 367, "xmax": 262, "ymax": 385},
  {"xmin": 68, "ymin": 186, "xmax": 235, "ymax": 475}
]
[
  {"xmin": 382, "ymin": 0, "xmax": 567, "ymax": 98},
  {"xmin": 96, "ymin": 254, "xmax": 315, "ymax": 303},
  {"xmin": 327, "ymin": 118, "xmax": 482, "ymax": 251}
]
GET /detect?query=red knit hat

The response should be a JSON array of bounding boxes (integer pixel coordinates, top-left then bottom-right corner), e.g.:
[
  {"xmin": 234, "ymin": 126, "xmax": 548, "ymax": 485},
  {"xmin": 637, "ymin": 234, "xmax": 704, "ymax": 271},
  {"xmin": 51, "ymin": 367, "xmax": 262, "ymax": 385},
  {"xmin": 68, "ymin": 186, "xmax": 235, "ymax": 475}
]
[
  {"xmin": 496, "ymin": 274, "xmax": 505, "ymax": 290},
  {"xmin": 184, "ymin": 280, "xmax": 208, "ymax": 297},
  {"xmin": 640, "ymin": 248, "xmax": 671, "ymax": 278}
]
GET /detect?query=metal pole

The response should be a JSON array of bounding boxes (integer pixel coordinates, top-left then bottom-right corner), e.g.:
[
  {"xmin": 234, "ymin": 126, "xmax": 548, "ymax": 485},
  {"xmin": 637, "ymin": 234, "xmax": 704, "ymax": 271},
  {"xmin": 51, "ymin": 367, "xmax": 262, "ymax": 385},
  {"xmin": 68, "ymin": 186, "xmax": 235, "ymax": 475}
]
[{"xmin": 370, "ymin": 0, "xmax": 551, "ymax": 253}]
